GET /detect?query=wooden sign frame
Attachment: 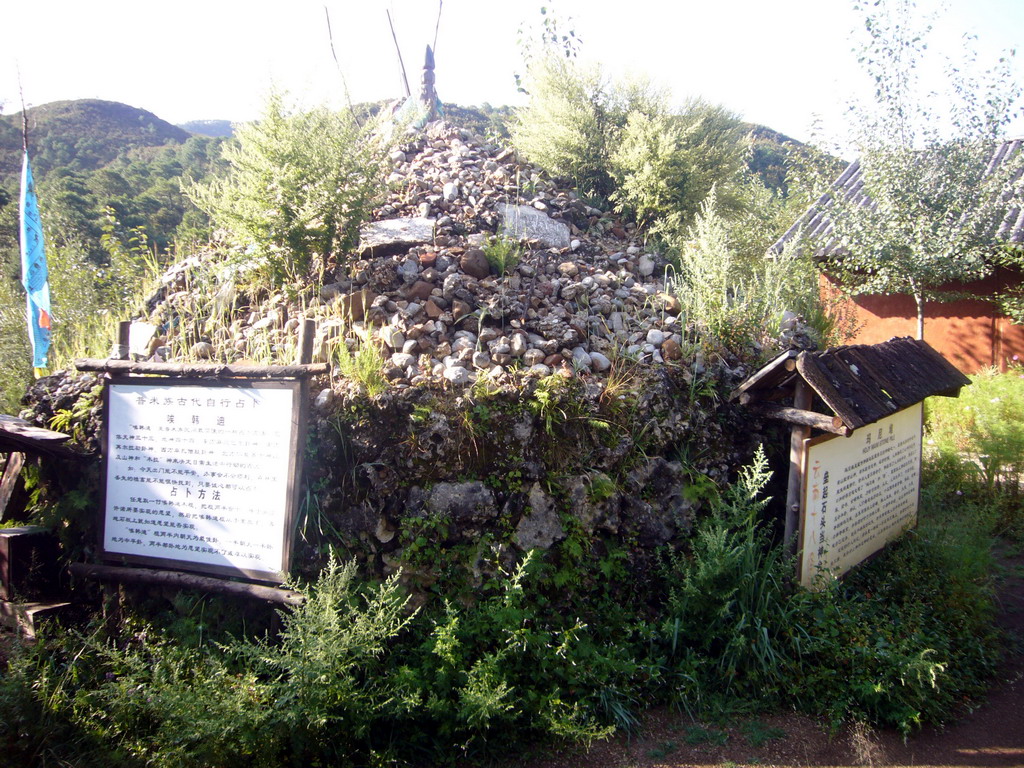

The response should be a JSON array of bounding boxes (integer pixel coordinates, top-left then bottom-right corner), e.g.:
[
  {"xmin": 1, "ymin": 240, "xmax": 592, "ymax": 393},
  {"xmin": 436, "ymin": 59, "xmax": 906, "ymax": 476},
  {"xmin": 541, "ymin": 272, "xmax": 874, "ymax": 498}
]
[
  {"xmin": 797, "ymin": 402, "xmax": 923, "ymax": 588},
  {"xmin": 99, "ymin": 376, "xmax": 306, "ymax": 583}
]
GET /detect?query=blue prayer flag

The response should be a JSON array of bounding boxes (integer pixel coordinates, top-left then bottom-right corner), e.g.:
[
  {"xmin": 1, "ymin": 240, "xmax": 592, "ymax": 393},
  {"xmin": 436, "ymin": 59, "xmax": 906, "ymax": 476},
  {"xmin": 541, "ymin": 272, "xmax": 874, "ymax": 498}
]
[{"xmin": 20, "ymin": 151, "xmax": 52, "ymax": 371}]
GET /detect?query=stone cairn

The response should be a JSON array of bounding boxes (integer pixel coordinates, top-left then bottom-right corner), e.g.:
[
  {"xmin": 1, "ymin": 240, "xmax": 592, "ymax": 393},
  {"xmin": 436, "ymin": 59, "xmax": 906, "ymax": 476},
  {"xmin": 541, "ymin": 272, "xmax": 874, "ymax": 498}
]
[{"xmin": 146, "ymin": 120, "xmax": 707, "ymax": 390}]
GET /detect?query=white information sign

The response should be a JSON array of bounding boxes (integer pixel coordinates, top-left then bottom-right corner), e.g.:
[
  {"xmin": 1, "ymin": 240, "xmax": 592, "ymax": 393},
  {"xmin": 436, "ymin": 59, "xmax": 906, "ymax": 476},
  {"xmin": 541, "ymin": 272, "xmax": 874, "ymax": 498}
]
[
  {"xmin": 103, "ymin": 381, "xmax": 300, "ymax": 581},
  {"xmin": 799, "ymin": 402, "xmax": 923, "ymax": 589}
]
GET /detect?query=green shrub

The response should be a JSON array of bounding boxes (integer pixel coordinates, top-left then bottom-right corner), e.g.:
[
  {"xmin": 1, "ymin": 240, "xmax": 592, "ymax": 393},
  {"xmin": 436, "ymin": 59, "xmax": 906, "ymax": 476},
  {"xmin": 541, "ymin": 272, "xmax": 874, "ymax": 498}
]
[
  {"xmin": 0, "ymin": 556, "xmax": 627, "ymax": 766},
  {"xmin": 664, "ymin": 191, "xmax": 824, "ymax": 355},
  {"xmin": 0, "ymin": 559, "xmax": 417, "ymax": 768},
  {"xmin": 655, "ymin": 444, "xmax": 1004, "ymax": 735},
  {"xmin": 794, "ymin": 514, "xmax": 1000, "ymax": 735},
  {"xmin": 925, "ymin": 364, "xmax": 1024, "ymax": 514},
  {"xmin": 0, "ymin": 271, "xmax": 32, "ymax": 413},
  {"xmin": 187, "ymin": 93, "xmax": 388, "ymax": 289},
  {"xmin": 510, "ymin": 55, "xmax": 620, "ymax": 199},
  {"xmin": 0, "ymin": 449, "xmax": 1010, "ymax": 762},
  {"xmin": 512, "ymin": 54, "xmax": 745, "ymax": 229},
  {"xmin": 0, "ymin": 627, "xmax": 109, "ymax": 766},
  {"xmin": 610, "ymin": 100, "xmax": 744, "ymax": 231},
  {"xmin": 608, "ymin": 110, "xmax": 684, "ymax": 230},
  {"xmin": 388, "ymin": 552, "xmax": 621, "ymax": 752},
  {"xmin": 659, "ymin": 447, "xmax": 804, "ymax": 707}
]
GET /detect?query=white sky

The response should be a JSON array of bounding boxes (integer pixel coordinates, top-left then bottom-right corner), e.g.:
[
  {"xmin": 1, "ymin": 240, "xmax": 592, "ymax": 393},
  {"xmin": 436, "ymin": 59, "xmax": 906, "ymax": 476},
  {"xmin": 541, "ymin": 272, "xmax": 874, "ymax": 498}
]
[{"xmin": 2, "ymin": 0, "xmax": 1022, "ymax": 151}]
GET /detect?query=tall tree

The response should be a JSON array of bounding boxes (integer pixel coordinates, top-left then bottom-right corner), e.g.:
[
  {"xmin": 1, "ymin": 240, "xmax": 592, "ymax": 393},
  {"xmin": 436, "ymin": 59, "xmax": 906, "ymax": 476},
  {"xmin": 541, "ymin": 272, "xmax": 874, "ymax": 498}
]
[{"xmin": 805, "ymin": 0, "xmax": 1023, "ymax": 339}]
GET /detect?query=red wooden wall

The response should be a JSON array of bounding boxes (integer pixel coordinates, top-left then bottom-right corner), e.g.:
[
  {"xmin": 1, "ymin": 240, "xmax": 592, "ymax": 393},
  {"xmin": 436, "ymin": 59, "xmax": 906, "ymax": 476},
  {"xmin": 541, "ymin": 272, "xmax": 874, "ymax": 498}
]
[{"xmin": 821, "ymin": 268, "xmax": 1024, "ymax": 374}]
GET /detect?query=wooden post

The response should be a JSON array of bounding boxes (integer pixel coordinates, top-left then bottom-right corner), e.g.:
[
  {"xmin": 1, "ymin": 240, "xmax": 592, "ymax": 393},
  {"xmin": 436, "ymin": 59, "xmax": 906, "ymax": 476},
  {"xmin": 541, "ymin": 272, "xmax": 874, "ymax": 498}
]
[
  {"xmin": 784, "ymin": 378, "xmax": 812, "ymax": 556},
  {"xmin": 297, "ymin": 318, "xmax": 315, "ymax": 366},
  {"xmin": 748, "ymin": 404, "xmax": 850, "ymax": 435},
  {"xmin": 114, "ymin": 320, "xmax": 131, "ymax": 360}
]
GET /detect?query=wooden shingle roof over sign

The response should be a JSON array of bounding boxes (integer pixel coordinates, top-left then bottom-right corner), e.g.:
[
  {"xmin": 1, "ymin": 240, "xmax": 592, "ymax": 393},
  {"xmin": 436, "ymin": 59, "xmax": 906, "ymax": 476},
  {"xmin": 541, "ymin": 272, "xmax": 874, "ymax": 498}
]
[
  {"xmin": 769, "ymin": 137, "xmax": 1024, "ymax": 258},
  {"xmin": 733, "ymin": 337, "xmax": 971, "ymax": 433}
]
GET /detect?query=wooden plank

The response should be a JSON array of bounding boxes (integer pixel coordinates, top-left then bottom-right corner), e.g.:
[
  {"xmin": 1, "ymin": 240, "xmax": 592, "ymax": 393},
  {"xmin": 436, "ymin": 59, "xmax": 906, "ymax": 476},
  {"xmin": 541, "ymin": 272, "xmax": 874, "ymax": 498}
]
[
  {"xmin": 913, "ymin": 341, "xmax": 971, "ymax": 394},
  {"xmin": 76, "ymin": 359, "xmax": 329, "ymax": 378},
  {"xmin": 0, "ymin": 416, "xmax": 75, "ymax": 457},
  {"xmin": 817, "ymin": 352, "xmax": 895, "ymax": 424},
  {"xmin": 868, "ymin": 338, "xmax": 968, "ymax": 403},
  {"xmin": 864, "ymin": 340, "xmax": 927, "ymax": 409},
  {"xmin": 796, "ymin": 352, "xmax": 865, "ymax": 430},
  {"xmin": 729, "ymin": 349, "xmax": 797, "ymax": 401},
  {"xmin": 0, "ymin": 601, "xmax": 73, "ymax": 641},
  {"xmin": 69, "ymin": 563, "xmax": 305, "ymax": 606},
  {"xmin": 0, "ymin": 452, "xmax": 26, "ymax": 520},
  {"xmin": 843, "ymin": 347, "xmax": 906, "ymax": 406},
  {"xmin": 0, "ymin": 415, "xmax": 70, "ymax": 444}
]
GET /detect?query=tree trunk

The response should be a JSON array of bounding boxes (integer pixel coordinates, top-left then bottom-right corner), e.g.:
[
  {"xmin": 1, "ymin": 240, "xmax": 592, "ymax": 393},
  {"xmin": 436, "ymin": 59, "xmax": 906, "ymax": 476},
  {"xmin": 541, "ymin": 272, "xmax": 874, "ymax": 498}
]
[
  {"xmin": 909, "ymin": 279, "xmax": 925, "ymax": 340},
  {"xmin": 914, "ymin": 292, "xmax": 925, "ymax": 340}
]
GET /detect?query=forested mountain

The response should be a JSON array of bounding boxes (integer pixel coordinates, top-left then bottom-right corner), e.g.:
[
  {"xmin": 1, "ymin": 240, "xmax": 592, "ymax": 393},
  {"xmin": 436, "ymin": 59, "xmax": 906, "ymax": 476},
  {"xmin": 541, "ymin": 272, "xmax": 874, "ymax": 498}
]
[
  {"xmin": 0, "ymin": 99, "xmax": 190, "ymax": 177},
  {"xmin": 177, "ymin": 119, "xmax": 235, "ymax": 138},
  {"xmin": 742, "ymin": 123, "xmax": 843, "ymax": 195},
  {"xmin": 0, "ymin": 100, "xmax": 227, "ymax": 269}
]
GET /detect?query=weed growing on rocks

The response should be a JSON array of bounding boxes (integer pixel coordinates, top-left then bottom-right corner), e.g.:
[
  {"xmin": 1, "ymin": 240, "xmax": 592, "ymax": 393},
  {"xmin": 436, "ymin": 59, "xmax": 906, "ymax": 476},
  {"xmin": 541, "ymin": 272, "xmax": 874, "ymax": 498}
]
[{"xmin": 482, "ymin": 236, "xmax": 523, "ymax": 276}]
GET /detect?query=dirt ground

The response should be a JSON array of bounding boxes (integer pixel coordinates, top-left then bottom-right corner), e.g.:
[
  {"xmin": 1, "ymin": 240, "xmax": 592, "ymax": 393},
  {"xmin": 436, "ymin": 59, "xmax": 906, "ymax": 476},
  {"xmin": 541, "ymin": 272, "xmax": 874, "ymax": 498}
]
[{"xmin": 517, "ymin": 543, "xmax": 1024, "ymax": 768}]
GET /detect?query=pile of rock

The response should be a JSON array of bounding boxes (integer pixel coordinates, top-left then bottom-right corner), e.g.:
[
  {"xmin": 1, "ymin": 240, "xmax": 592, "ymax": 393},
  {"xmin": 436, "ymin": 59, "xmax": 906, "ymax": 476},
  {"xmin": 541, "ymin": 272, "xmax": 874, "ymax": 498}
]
[
  {"xmin": 140, "ymin": 121, "xmax": 721, "ymax": 387},
  {"xmin": 312, "ymin": 122, "xmax": 695, "ymax": 387}
]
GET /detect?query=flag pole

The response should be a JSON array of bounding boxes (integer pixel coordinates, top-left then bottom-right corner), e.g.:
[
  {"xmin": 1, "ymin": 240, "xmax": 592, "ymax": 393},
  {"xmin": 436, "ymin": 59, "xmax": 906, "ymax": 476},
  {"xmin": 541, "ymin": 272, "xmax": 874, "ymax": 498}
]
[{"xmin": 19, "ymin": 67, "xmax": 29, "ymax": 152}]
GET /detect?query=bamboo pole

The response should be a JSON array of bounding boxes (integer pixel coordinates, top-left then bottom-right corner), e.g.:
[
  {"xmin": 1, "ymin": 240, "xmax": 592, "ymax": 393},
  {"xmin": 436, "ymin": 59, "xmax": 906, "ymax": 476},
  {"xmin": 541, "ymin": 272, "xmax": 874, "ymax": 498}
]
[
  {"xmin": 433, "ymin": 0, "xmax": 443, "ymax": 54},
  {"xmin": 19, "ymin": 69, "xmax": 29, "ymax": 153},
  {"xmin": 323, "ymin": 5, "xmax": 361, "ymax": 126},
  {"xmin": 387, "ymin": 10, "xmax": 411, "ymax": 98}
]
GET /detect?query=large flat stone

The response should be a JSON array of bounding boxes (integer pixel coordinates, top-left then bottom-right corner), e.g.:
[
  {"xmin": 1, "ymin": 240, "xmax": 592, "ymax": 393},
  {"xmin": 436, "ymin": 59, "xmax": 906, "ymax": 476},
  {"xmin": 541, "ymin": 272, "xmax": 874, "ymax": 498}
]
[
  {"xmin": 497, "ymin": 204, "xmax": 570, "ymax": 249},
  {"xmin": 358, "ymin": 217, "xmax": 435, "ymax": 257},
  {"xmin": 514, "ymin": 483, "xmax": 565, "ymax": 550}
]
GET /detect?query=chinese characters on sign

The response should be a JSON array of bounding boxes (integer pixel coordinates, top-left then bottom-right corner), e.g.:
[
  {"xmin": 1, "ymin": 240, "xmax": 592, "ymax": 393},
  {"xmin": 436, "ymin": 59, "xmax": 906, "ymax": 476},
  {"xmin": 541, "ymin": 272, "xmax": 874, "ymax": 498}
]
[
  {"xmin": 799, "ymin": 402, "xmax": 922, "ymax": 589},
  {"xmin": 103, "ymin": 381, "xmax": 299, "ymax": 581}
]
